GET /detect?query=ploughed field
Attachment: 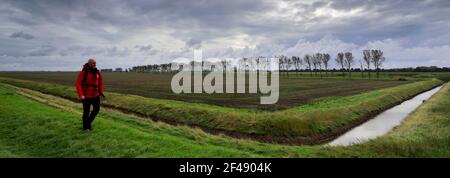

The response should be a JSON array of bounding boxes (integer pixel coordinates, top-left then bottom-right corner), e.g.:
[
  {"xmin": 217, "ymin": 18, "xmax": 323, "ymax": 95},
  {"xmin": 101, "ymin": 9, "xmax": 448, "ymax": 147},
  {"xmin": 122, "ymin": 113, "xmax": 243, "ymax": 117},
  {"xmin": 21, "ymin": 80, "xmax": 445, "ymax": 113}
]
[{"xmin": 0, "ymin": 72, "xmax": 409, "ymax": 110}]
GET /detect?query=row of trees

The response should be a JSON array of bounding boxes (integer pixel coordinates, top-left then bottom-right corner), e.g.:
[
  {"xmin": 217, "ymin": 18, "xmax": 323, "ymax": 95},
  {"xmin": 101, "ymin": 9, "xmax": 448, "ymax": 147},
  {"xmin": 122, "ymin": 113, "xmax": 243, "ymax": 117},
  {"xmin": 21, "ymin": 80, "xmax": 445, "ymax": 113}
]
[
  {"xmin": 128, "ymin": 49, "xmax": 386, "ymax": 79},
  {"xmin": 129, "ymin": 64, "xmax": 172, "ymax": 72},
  {"xmin": 280, "ymin": 53, "xmax": 332, "ymax": 77},
  {"xmin": 278, "ymin": 49, "xmax": 386, "ymax": 79}
]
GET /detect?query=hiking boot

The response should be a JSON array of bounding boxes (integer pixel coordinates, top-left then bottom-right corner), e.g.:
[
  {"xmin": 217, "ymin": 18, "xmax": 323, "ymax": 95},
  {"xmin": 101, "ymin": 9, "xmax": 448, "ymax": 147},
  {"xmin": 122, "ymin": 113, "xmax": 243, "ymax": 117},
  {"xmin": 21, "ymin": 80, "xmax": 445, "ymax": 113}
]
[{"xmin": 89, "ymin": 122, "xmax": 94, "ymax": 131}]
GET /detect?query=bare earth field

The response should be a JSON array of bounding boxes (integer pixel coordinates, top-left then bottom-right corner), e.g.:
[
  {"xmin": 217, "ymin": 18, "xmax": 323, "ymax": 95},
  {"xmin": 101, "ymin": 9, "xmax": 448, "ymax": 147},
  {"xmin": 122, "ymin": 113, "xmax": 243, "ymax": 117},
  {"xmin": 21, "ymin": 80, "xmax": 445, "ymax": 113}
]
[{"xmin": 0, "ymin": 72, "xmax": 409, "ymax": 110}]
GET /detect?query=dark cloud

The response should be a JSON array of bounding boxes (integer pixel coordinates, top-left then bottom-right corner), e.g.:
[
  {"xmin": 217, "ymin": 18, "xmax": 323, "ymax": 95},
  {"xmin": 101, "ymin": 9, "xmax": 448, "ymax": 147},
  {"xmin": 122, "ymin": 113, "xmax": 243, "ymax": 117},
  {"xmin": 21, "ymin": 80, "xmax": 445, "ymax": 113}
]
[
  {"xmin": 28, "ymin": 44, "xmax": 56, "ymax": 56},
  {"xmin": 0, "ymin": 0, "xmax": 449, "ymax": 70},
  {"xmin": 9, "ymin": 31, "xmax": 35, "ymax": 40},
  {"xmin": 105, "ymin": 46, "xmax": 132, "ymax": 57},
  {"xmin": 135, "ymin": 44, "xmax": 152, "ymax": 52},
  {"xmin": 135, "ymin": 45, "xmax": 159, "ymax": 55},
  {"xmin": 185, "ymin": 39, "xmax": 202, "ymax": 49}
]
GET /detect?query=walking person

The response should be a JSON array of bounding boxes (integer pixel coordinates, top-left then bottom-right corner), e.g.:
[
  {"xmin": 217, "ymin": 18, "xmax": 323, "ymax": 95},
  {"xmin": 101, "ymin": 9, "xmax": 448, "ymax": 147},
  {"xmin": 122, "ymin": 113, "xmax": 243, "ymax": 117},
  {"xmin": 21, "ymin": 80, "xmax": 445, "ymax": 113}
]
[{"xmin": 75, "ymin": 59, "xmax": 105, "ymax": 131}]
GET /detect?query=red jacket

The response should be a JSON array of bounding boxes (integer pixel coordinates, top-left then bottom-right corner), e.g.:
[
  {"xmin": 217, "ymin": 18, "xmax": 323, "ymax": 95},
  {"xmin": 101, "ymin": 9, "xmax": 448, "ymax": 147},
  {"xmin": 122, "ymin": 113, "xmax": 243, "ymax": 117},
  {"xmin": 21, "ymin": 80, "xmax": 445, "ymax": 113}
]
[{"xmin": 75, "ymin": 69, "xmax": 104, "ymax": 98}]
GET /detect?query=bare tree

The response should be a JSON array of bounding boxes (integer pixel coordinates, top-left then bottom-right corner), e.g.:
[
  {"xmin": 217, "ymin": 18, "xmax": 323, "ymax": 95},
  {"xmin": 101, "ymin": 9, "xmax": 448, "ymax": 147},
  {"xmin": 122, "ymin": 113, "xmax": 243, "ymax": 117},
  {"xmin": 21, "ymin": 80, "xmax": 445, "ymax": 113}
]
[
  {"xmin": 304, "ymin": 54, "xmax": 313, "ymax": 77},
  {"xmin": 255, "ymin": 56, "xmax": 267, "ymax": 72},
  {"xmin": 335, "ymin": 52, "xmax": 345, "ymax": 77},
  {"xmin": 344, "ymin": 52, "xmax": 354, "ymax": 78},
  {"xmin": 322, "ymin": 53, "xmax": 330, "ymax": 77},
  {"xmin": 221, "ymin": 59, "xmax": 231, "ymax": 72},
  {"xmin": 278, "ymin": 55, "xmax": 286, "ymax": 76},
  {"xmin": 292, "ymin": 56, "xmax": 303, "ymax": 76},
  {"xmin": 286, "ymin": 56, "xmax": 293, "ymax": 77},
  {"xmin": 371, "ymin": 49, "xmax": 385, "ymax": 79},
  {"xmin": 363, "ymin": 49, "xmax": 372, "ymax": 79},
  {"xmin": 314, "ymin": 53, "xmax": 323, "ymax": 78},
  {"xmin": 240, "ymin": 57, "xmax": 249, "ymax": 71},
  {"xmin": 249, "ymin": 57, "xmax": 259, "ymax": 72},
  {"xmin": 360, "ymin": 60, "xmax": 364, "ymax": 78},
  {"xmin": 278, "ymin": 55, "xmax": 292, "ymax": 77},
  {"xmin": 312, "ymin": 54, "xmax": 319, "ymax": 77},
  {"xmin": 298, "ymin": 56, "xmax": 304, "ymax": 75}
]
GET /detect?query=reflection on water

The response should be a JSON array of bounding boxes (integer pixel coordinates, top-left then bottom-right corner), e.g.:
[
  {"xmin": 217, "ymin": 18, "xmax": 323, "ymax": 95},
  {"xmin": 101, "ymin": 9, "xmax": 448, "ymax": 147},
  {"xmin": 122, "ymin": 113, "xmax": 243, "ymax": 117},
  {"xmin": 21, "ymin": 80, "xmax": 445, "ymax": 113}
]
[{"xmin": 328, "ymin": 86, "xmax": 443, "ymax": 146}]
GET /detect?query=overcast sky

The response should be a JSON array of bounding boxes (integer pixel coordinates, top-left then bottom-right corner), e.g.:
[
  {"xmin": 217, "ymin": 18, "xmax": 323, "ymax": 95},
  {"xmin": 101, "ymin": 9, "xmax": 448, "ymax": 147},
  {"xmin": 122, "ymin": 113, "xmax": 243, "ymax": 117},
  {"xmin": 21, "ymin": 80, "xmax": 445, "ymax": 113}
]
[{"xmin": 1, "ymin": 0, "xmax": 450, "ymax": 71}]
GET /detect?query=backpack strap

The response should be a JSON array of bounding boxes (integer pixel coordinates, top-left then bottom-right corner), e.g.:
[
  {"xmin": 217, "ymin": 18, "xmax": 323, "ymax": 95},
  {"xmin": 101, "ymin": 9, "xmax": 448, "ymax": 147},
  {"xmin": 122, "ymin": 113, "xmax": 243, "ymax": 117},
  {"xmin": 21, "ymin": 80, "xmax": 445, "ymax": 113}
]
[{"xmin": 82, "ymin": 67, "xmax": 88, "ymax": 88}]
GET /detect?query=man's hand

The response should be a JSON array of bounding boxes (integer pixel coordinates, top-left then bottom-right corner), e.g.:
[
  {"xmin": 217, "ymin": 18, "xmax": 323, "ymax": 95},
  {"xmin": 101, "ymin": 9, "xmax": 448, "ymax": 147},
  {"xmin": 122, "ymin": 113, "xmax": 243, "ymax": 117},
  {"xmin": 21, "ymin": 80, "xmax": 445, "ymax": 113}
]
[{"xmin": 80, "ymin": 96, "xmax": 85, "ymax": 100}]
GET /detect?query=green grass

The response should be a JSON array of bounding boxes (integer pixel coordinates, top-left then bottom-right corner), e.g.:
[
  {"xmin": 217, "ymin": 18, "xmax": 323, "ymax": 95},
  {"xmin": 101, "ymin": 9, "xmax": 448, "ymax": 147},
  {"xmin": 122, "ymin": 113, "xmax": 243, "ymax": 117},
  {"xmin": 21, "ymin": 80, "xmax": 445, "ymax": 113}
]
[
  {"xmin": 279, "ymin": 71, "xmax": 450, "ymax": 81},
  {"xmin": 0, "ymin": 82, "xmax": 449, "ymax": 157},
  {"xmin": 0, "ymin": 85, "xmax": 258, "ymax": 157},
  {"xmin": 0, "ymin": 77, "xmax": 443, "ymax": 141},
  {"xmin": 325, "ymin": 82, "xmax": 450, "ymax": 157}
]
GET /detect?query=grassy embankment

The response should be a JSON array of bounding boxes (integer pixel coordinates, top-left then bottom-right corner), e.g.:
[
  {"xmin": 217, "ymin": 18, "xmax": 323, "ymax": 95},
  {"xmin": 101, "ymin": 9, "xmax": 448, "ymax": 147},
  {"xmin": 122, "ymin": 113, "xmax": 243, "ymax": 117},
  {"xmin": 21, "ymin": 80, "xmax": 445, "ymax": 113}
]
[
  {"xmin": 278, "ymin": 71, "xmax": 450, "ymax": 81},
  {"xmin": 0, "ymin": 81, "xmax": 449, "ymax": 157},
  {"xmin": 0, "ymin": 77, "xmax": 442, "ymax": 144}
]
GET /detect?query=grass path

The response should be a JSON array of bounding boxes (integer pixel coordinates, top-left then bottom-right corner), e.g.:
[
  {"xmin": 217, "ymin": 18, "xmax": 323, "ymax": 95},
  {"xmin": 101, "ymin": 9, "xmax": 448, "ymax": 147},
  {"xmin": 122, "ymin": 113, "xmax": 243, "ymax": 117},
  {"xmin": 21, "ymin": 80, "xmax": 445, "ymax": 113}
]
[
  {"xmin": 0, "ymin": 84, "xmax": 261, "ymax": 157},
  {"xmin": 0, "ymin": 82, "xmax": 449, "ymax": 157}
]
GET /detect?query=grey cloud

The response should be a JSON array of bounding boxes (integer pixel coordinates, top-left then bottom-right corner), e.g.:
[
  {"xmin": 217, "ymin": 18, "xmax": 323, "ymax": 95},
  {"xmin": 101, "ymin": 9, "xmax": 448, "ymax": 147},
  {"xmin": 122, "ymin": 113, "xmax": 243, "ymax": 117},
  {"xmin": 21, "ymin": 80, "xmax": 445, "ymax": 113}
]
[
  {"xmin": 135, "ymin": 45, "xmax": 159, "ymax": 55},
  {"xmin": 71, "ymin": 46, "xmax": 133, "ymax": 57},
  {"xmin": 185, "ymin": 39, "xmax": 202, "ymax": 49},
  {"xmin": 28, "ymin": 44, "xmax": 57, "ymax": 56},
  {"xmin": 135, "ymin": 44, "xmax": 152, "ymax": 52},
  {"xmin": 105, "ymin": 47, "xmax": 132, "ymax": 57},
  {"xmin": 9, "ymin": 31, "xmax": 35, "ymax": 40},
  {"xmin": 0, "ymin": 0, "xmax": 449, "ymax": 70}
]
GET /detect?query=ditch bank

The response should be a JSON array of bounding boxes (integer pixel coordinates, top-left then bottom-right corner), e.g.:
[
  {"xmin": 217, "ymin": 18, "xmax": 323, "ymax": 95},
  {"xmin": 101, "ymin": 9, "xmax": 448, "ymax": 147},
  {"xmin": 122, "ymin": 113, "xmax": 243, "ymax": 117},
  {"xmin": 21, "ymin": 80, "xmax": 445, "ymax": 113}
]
[
  {"xmin": 0, "ymin": 77, "xmax": 443, "ymax": 145},
  {"xmin": 329, "ymin": 85, "xmax": 444, "ymax": 146}
]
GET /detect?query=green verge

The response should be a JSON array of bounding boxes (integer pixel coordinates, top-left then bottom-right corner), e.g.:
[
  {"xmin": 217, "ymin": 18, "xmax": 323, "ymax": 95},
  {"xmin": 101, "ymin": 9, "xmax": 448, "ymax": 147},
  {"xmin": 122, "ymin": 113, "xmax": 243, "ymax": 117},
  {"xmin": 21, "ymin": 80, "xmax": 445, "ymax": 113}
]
[
  {"xmin": 0, "ymin": 85, "xmax": 257, "ymax": 157},
  {"xmin": 324, "ymin": 82, "xmax": 450, "ymax": 157},
  {"xmin": 0, "ymin": 77, "xmax": 443, "ymax": 138},
  {"xmin": 0, "ymin": 82, "xmax": 449, "ymax": 157}
]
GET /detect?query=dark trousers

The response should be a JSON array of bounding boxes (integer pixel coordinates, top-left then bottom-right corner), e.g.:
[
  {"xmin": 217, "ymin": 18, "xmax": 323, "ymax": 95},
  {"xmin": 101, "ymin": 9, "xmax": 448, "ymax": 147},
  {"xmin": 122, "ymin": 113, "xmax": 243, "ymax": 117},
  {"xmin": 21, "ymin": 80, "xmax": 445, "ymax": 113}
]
[{"xmin": 82, "ymin": 96, "xmax": 100, "ymax": 130}]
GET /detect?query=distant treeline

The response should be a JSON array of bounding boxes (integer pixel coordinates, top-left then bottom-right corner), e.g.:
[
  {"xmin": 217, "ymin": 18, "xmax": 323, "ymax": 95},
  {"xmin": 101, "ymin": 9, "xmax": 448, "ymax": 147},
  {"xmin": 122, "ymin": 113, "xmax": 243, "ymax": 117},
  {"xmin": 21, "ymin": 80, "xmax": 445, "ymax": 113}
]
[
  {"xmin": 384, "ymin": 66, "xmax": 450, "ymax": 72},
  {"xmin": 126, "ymin": 66, "xmax": 450, "ymax": 73},
  {"xmin": 125, "ymin": 49, "xmax": 449, "ymax": 79},
  {"xmin": 126, "ymin": 49, "xmax": 388, "ymax": 79},
  {"xmin": 128, "ymin": 64, "xmax": 172, "ymax": 73},
  {"xmin": 101, "ymin": 68, "xmax": 125, "ymax": 72}
]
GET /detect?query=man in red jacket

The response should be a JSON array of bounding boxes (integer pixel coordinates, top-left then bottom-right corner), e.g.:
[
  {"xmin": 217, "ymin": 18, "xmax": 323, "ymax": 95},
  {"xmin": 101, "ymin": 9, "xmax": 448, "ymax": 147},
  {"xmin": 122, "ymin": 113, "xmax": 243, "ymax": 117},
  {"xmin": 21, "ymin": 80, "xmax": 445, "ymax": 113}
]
[{"xmin": 75, "ymin": 59, "xmax": 105, "ymax": 131}]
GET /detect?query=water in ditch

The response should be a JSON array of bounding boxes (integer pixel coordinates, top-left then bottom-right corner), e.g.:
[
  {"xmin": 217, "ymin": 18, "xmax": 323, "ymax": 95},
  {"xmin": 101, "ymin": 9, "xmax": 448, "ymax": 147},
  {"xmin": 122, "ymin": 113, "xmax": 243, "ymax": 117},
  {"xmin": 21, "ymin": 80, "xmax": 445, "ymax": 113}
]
[{"xmin": 328, "ymin": 85, "xmax": 443, "ymax": 146}]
